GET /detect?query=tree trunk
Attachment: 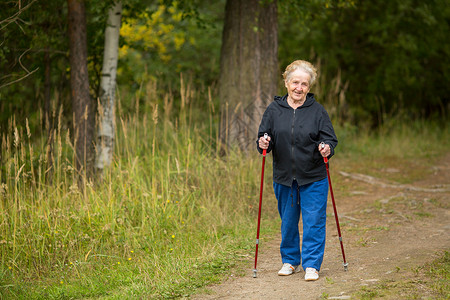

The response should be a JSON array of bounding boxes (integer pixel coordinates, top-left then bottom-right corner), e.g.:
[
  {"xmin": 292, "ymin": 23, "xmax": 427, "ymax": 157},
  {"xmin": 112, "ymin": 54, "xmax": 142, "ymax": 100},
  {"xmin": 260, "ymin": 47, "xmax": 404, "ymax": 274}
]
[
  {"xmin": 67, "ymin": 0, "xmax": 94, "ymax": 176},
  {"xmin": 219, "ymin": 0, "xmax": 278, "ymax": 152},
  {"xmin": 95, "ymin": 1, "xmax": 122, "ymax": 173}
]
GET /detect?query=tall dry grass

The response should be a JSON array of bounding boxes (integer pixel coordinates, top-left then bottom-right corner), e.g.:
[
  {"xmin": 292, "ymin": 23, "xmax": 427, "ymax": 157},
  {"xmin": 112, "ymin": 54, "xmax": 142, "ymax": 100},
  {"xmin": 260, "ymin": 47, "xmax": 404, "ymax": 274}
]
[{"xmin": 0, "ymin": 80, "xmax": 279, "ymax": 298}]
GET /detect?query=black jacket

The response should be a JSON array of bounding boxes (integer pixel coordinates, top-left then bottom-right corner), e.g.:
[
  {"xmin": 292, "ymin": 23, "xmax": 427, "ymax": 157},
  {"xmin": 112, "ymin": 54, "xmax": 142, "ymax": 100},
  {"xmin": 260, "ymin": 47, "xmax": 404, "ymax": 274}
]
[{"xmin": 256, "ymin": 93, "xmax": 338, "ymax": 187}]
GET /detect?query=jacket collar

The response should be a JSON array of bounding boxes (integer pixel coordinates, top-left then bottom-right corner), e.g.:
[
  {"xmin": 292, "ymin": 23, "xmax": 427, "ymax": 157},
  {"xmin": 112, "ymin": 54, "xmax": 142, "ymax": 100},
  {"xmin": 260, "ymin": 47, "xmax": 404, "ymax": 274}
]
[{"xmin": 275, "ymin": 93, "xmax": 316, "ymax": 108}]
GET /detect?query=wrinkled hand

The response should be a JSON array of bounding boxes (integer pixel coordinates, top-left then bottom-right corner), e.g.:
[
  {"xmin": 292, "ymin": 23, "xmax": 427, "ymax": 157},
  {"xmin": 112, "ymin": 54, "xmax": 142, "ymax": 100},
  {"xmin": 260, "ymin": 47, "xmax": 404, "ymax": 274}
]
[
  {"xmin": 258, "ymin": 135, "xmax": 271, "ymax": 150},
  {"xmin": 319, "ymin": 143, "xmax": 331, "ymax": 157}
]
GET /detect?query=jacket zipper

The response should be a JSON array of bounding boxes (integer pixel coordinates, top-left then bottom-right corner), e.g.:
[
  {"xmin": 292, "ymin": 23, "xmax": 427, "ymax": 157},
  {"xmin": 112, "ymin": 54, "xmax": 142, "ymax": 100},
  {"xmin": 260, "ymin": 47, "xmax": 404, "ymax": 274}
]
[{"xmin": 291, "ymin": 109, "xmax": 296, "ymax": 183}]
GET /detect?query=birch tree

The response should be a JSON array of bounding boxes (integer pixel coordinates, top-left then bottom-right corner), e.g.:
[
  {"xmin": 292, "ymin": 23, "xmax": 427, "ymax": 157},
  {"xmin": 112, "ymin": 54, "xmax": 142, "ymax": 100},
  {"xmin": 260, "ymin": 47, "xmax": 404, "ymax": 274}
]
[{"xmin": 95, "ymin": 1, "xmax": 122, "ymax": 173}]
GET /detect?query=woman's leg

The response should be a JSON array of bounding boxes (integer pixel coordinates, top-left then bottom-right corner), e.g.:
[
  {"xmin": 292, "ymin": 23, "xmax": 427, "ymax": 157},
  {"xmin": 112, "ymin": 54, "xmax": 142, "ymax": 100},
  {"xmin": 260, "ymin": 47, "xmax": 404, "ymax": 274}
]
[
  {"xmin": 273, "ymin": 181, "xmax": 301, "ymax": 266},
  {"xmin": 299, "ymin": 178, "xmax": 328, "ymax": 271}
]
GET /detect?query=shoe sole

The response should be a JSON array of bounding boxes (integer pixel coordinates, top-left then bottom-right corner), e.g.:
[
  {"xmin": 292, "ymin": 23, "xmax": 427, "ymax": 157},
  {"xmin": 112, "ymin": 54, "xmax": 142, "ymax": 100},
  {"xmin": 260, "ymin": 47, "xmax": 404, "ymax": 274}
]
[
  {"xmin": 305, "ymin": 273, "xmax": 319, "ymax": 281},
  {"xmin": 278, "ymin": 268, "xmax": 301, "ymax": 276},
  {"xmin": 305, "ymin": 277, "xmax": 319, "ymax": 281}
]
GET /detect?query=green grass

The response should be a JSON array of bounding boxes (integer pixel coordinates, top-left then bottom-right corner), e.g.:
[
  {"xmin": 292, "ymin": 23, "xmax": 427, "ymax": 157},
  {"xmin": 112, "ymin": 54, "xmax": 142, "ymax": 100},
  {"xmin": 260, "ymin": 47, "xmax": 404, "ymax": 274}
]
[
  {"xmin": 0, "ymin": 93, "xmax": 278, "ymax": 299},
  {"xmin": 0, "ymin": 86, "xmax": 448, "ymax": 298}
]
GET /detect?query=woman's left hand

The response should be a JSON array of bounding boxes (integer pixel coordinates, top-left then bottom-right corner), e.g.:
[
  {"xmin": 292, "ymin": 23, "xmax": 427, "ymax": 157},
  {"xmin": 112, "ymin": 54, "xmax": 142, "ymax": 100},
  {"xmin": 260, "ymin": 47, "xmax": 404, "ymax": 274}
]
[{"xmin": 318, "ymin": 143, "xmax": 331, "ymax": 158}]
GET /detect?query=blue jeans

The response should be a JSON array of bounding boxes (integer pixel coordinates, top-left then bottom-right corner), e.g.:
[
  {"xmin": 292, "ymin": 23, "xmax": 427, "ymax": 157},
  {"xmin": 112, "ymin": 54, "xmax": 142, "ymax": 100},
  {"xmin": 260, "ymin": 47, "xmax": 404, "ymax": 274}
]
[{"xmin": 273, "ymin": 178, "xmax": 328, "ymax": 271}]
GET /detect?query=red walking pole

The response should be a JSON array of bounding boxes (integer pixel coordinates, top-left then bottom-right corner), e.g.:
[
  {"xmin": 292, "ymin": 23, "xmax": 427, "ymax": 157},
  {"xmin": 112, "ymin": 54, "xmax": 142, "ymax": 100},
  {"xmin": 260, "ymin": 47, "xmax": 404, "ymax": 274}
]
[
  {"xmin": 253, "ymin": 133, "xmax": 268, "ymax": 278},
  {"xmin": 321, "ymin": 142, "xmax": 348, "ymax": 271}
]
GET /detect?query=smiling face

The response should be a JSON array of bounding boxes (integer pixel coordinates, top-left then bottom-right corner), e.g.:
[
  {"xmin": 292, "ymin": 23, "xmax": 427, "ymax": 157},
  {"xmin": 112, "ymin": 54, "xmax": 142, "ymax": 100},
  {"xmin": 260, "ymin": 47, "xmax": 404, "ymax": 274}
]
[{"xmin": 285, "ymin": 69, "xmax": 311, "ymax": 104}]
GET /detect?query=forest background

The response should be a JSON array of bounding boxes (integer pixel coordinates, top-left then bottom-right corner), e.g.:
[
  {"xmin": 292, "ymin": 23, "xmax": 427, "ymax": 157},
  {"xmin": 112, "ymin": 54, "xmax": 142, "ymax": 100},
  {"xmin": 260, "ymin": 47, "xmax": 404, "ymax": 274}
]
[{"xmin": 0, "ymin": 0, "xmax": 449, "ymax": 298}]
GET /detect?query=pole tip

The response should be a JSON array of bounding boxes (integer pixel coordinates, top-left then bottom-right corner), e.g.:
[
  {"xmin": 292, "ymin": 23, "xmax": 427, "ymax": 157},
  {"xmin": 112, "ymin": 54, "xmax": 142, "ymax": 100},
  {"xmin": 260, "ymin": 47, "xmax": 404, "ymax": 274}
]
[
  {"xmin": 252, "ymin": 269, "xmax": 257, "ymax": 278},
  {"xmin": 344, "ymin": 263, "xmax": 349, "ymax": 271}
]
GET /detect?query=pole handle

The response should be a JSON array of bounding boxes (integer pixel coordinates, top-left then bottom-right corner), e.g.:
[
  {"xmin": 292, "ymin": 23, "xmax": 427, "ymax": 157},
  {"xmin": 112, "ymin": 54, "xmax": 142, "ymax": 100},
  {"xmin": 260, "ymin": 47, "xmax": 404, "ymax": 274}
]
[
  {"xmin": 262, "ymin": 133, "xmax": 268, "ymax": 157},
  {"xmin": 320, "ymin": 142, "xmax": 328, "ymax": 163}
]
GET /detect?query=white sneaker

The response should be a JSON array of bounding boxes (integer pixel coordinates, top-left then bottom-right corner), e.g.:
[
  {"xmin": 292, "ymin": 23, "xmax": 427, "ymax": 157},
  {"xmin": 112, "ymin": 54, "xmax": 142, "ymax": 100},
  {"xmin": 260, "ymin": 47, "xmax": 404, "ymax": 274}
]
[
  {"xmin": 304, "ymin": 267, "xmax": 319, "ymax": 281},
  {"xmin": 278, "ymin": 263, "xmax": 300, "ymax": 276}
]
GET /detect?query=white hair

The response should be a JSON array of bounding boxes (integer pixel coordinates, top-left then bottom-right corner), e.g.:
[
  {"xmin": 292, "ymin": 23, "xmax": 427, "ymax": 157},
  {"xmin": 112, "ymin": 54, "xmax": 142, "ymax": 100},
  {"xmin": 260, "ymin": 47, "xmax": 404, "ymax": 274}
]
[{"xmin": 283, "ymin": 60, "xmax": 318, "ymax": 85}]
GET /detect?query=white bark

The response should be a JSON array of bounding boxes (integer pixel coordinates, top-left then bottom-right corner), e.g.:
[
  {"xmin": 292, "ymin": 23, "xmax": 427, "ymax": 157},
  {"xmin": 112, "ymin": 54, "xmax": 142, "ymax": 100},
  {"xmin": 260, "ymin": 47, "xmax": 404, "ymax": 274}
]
[{"xmin": 95, "ymin": 1, "xmax": 122, "ymax": 171}]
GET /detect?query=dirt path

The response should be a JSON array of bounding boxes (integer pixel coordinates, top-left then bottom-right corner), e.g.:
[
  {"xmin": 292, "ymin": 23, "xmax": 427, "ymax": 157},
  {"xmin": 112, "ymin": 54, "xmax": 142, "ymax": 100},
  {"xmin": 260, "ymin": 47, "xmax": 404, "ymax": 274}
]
[{"xmin": 193, "ymin": 155, "xmax": 450, "ymax": 299}]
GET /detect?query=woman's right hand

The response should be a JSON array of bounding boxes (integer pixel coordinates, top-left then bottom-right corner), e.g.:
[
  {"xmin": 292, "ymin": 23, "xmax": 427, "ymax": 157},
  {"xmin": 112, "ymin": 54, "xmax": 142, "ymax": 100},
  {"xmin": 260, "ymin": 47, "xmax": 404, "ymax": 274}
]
[{"xmin": 258, "ymin": 135, "xmax": 271, "ymax": 150}]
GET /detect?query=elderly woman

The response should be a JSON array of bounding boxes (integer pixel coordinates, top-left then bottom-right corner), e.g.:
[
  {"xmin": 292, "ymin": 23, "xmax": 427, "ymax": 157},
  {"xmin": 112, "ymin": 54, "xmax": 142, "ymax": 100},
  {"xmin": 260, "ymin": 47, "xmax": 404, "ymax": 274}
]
[{"xmin": 256, "ymin": 60, "xmax": 338, "ymax": 281}]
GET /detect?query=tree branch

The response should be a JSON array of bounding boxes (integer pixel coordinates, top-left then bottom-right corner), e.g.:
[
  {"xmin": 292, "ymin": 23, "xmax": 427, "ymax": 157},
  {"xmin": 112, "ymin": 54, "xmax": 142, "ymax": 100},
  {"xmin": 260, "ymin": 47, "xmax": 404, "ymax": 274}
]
[
  {"xmin": 0, "ymin": 67, "xmax": 39, "ymax": 89},
  {"xmin": 0, "ymin": 0, "xmax": 37, "ymax": 31},
  {"xmin": 339, "ymin": 171, "xmax": 450, "ymax": 193},
  {"xmin": 0, "ymin": 46, "xmax": 40, "ymax": 89}
]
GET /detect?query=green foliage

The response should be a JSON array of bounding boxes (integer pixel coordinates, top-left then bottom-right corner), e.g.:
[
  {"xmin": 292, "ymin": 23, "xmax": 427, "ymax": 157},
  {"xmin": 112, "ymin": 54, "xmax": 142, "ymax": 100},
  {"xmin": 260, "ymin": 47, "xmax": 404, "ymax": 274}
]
[
  {"xmin": 0, "ymin": 0, "xmax": 224, "ymax": 131},
  {"xmin": 118, "ymin": 0, "xmax": 224, "ymax": 96},
  {"xmin": 279, "ymin": 0, "xmax": 450, "ymax": 126},
  {"xmin": 0, "ymin": 0, "xmax": 68, "ymax": 131},
  {"xmin": 0, "ymin": 0, "xmax": 118, "ymax": 132},
  {"xmin": 2, "ymin": 0, "xmax": 449, "ymax": 136}
]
